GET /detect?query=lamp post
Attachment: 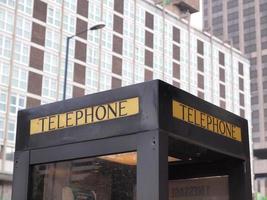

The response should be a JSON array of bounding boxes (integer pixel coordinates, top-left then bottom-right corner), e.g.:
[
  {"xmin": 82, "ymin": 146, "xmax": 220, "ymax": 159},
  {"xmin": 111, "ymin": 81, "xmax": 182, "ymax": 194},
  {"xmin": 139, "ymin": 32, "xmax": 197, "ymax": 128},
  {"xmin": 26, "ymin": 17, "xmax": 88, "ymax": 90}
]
[{"xmin": 63, "ymin": 22, "xmax": 105, "ymax": 100}]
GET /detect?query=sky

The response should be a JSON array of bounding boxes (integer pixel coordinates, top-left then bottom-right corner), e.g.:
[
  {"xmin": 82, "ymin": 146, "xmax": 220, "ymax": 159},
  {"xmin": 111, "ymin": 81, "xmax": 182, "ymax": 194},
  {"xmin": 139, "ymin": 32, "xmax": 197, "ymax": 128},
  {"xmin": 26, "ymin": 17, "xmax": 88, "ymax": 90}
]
[{"xmin": 190, "ymin": 0, "xmax": 203, "ymax": 30}]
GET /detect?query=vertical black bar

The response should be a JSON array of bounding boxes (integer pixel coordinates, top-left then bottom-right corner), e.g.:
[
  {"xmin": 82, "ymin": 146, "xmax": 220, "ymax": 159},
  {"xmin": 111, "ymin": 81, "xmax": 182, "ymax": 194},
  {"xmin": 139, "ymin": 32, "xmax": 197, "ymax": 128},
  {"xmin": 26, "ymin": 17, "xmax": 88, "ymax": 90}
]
[
  {"xmin": 137, "ymin": 130, "xmax": 168, "ymax": 200},
  {"xmin": 228, "ymin": 161, "xmax": 248, "ymax": 200},
  {"xmin": 11, "ymin": 151, "xmax": 30, "ymax": 200},
  {"xmin": 63, "ymin": 37, "xmax": 71, "ymax": 100}
]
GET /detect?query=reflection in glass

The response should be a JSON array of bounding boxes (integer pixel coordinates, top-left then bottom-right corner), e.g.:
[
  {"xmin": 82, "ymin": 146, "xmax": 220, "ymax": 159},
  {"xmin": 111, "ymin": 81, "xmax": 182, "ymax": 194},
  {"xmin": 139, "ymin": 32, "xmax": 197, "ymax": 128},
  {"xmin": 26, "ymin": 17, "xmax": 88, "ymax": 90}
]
[
  {"xmin": 30, "ymin": 152, "xmax": 137, "ymax": 200},
  {"xmin": 169, "ymin": 176, "xmax": 229, "ymax": 200}
]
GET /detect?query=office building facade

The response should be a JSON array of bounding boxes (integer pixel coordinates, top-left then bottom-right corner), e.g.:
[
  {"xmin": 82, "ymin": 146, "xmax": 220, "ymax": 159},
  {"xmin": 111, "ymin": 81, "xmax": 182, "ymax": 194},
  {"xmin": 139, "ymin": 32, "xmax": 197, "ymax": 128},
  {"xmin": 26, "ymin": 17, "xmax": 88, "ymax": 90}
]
[
  {"xmin": 0, "ymin": 0, "xmax": 250, "ymax": 198},
  {"xmin": 203, "ymin": 0, "xmax": 266, "ymax": 195}
]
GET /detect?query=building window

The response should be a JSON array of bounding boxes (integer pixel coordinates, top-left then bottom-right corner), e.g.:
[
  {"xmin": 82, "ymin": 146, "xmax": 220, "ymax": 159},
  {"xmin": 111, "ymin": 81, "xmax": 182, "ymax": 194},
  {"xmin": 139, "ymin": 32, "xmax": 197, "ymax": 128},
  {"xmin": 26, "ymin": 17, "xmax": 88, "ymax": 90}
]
[
  {"xmin": 135, "ymin": 64, "xmax": 144, "ymax": 83},
  {"xmin": 86, "ymin": 68, "xmax": 98, "ymax": 89},
  {"xmin": 136, "ymin": 6, "xmax": 145, "ymax": 25},
  {"xmin": 0, "ymin": 35, "xmax": 12, "ymax": 58},
  {"xmin": 220, "ymin": 100, "xmax": 226, "ymax": 109},
  {"xmin": 198, "ymin": 91, "xmax": 204, "ymax": 99},
  {"xmin": 122, "ymin": 60, "xmax": 133, "ymax": 80},
  {"xmin": 136, "ymin": 26, "xmax": 145, "ymax": 44},
  {"xmin": 219, "ymin": 67, "xmax": 225, "ymax": 82},
  {"xmin": 252, "ymin": 110, "xmax": 259, "ymax": 119},
  {"xmin": 154, "ymin": 53, "xmax": 163, "ymax": 71},
  {"xmin": 253, "ymin": 123, "xmax": 259, "ymax": 132},
  {"xmin": 238, "ymin": 62, "xmax": 244, "ymax": 75},
  {"xmin": 47, "ymin": 6, "xmax": 61, "ymax": 28},
  {"xmin": 14, "ymin": 41, "xmax": 30, "ymax": 65},
  {"xmin": 263, "ymin": 81, "xmax": 267, "ymax": 90},
  {"xmin": 198, "ymin": 74, "xmax": 204, "ymax": 89},
  {"xmin": 197, "ymin": 39, "xmax": 204, "ymax": 55},
  {"xmin": 16, "ymin": 15, "xmax": 31, "ymax": 40},
  {"xmin": 88, "ymin": 0, "xmax": 101, "ymax": 22},
  {"xmin": 102, "ymin": 8, "xmax": 113, "ymax": 29},
  {"xmin": 251, "ymin": 82, "xmax": 258, "ymax": 92},
  {"xmin": 0, "ymin": 0, "xmax": 15, "ymax": 7},
  {"xmin": 219, "ymin": 51, "xmax": 225, "ymax": 66},
  {"xmin": 123, "ymin": 39, "xmax": 133, "ymax": 58},
  {"xmin": 60, "ymin": 59, "xmax": 74, "ymax": 81},
  {"xmin": 0, "ymin": 62, "xmax": 9, "ymax": 85},
  {"xmin": 0, "ymin": 91, "xmax": 7, "ymax": 112},
  {"xmin": 197, "ymin": 57, "xmax": 204, "ymax": 72},
  {"xmin": 220, "ymin": 84, "xmax": 225, "ymax": 98},
  {"xmin": 135, "ymin": 46, "xmax": 144, "ymax": 63},
  {"xmin": 0, "ymin": 8, "xmax": 14, "ymax": 33},
  {"xmin": 7, "ymin": 121, "xmax": 15, "ymax": 142},
  {"xmin": 154, "ymin": 34, "xmax": 163, "ymax": 51},
  {"xmin": 103, "ymin": 0, "xmax": 113, "ymax": 9},
  {"xmin": 245, "ymin": 44, "xmax": 256, "ymax": 53},
  {"xmin": 250, "ymin": 69, "xmax": 257, "ymax": 79},
  {"xmin": 42, "ymin": 77, "xmax": 57, "ymax": 99},
  {"xmin": 173, "ymin": 27, "xmax": 180, "ymax": 44},
  {"xmin": 264, "ymin": 109, "xmax": 267, "ymax": 118},
  {"xmin": 101, "ymin": 52, "xmax": 112, "ymax": 72},
  {"xmin": 44, "ymin": 52, "xmax": 59, "ymax": 75},
  {"xmin": 100, "ymin": 73, "xmax": 111, "ymax": 91},
  {"xmin": 239, "ymin": 77, "xmax": 244, "ymax": 91},
  {"xmin": 251, "ymin": 96, "xmax": 259, "ymax": 104},
  {"xmin": 45, "ymin": 29, "xmax": 60, "ymax": 50},
  {"xmin": 173, "ymin": 45, "xmax": 180, "ymax": 61},
  {"xmin": 64, "ymin": 0, "xmax": 76, "ymax": 11},
  {"xmin": 145, "ymin": 12, "xmax": 154, "ymax": 30},
  {"xmin": 240, "ymin": 109, "xmax": 245, "ymax": 118},
  {"xmin": 164, "ymin": 58, "xmax": 172, "ymax": 75},
  {"xmin": 5, "ymin": 146, "xmax": 14, "ymax": 161},
  {"xmin": 9, "ymin": 93, "xmax": 26, "ymax": 114},
  {"xmin": 58, "ymin": 82, "xmax": 72, "ymax": 100},
  {"xmin": 124, "ymin": 19, "xmax": 134, "ymax": 38},
  {"xmin": 102, "ymin": 30, "xmax": 113, "ymax": 50},
  {"xmin": 124, "ymin": 0, "xmax": 134, "ymax": 18},
  {"xmin": 63, "ymin": 13, "xmax": 75, "ymax": 33},
  {"xmin": 88, "ymin": 29, "xmax": 100, "ymax": 45},
  {"xmin": 18, "ymin": 0, "xmax": 32, "ymax": 15},
  {"xmin": 87, "ymin": 46, "xmax": 99, "ymax": 66},
  {"xmin": 240, "ymin": 93, "xmax": 245, "ymax": 106},
  {"xmin": 0, "ymin": 117, "xmax": 4, "ymax": 139},
  {"xmin": 12, "ymin": 67, "xmax": 28, "ymax": 91}
]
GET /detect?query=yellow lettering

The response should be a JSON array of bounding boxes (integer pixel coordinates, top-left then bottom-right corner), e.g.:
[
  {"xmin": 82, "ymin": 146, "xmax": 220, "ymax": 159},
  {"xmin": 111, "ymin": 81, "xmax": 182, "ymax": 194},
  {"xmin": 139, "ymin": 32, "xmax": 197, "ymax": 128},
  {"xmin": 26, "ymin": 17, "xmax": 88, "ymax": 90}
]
[
  {"xmin": 172, "ymin": 100, "xmax": 242, "ymax": 142},
  {"xmin": 30, "ymin": 97, "xmax": 139, "ymax": 135}
]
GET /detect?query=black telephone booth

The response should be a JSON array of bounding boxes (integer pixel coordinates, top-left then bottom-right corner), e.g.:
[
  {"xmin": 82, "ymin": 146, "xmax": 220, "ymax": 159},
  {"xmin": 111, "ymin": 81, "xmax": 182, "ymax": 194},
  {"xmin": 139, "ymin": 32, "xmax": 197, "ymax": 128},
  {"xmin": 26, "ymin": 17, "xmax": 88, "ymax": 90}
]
[{"xmin": 12, "ymin": 80, "xmax": 252, "ymax": 200}]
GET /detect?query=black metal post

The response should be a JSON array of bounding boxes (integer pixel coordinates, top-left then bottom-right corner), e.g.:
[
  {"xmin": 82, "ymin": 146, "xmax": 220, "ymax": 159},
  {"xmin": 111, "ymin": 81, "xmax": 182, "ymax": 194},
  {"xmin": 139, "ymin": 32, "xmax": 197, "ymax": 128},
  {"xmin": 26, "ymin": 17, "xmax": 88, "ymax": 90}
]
[
  {"xmin": 63, "ymin": 36, "xmax": 71, "ymax": 100},
  {"xmin": 62, "ymin": 23, "xmax": 105, "ymax": 100}
]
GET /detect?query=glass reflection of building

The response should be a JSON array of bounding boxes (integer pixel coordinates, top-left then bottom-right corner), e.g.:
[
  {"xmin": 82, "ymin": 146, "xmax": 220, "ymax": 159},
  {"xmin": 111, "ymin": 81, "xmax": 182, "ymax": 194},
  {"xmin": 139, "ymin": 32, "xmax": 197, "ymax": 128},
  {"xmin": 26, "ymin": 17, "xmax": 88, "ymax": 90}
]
[{"xmin": 0, "ymin": 0, "xmax": 250, "ymax": 199}]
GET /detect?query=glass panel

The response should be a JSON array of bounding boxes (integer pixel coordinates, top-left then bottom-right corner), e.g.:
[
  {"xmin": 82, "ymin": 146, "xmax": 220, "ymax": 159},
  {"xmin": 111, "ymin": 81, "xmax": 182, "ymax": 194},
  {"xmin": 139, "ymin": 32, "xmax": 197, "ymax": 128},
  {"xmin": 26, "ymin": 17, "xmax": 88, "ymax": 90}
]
[
  {"xmin": 169, "ymin": 176, "xmax": 229, "ymax": 200},
  {"xmin": 168, "ymin": 137, "xmax": 229, "ymax": 200},
  {"xmin": 30, "ymin": 152, "xmax": 137, "ymax": 200}
]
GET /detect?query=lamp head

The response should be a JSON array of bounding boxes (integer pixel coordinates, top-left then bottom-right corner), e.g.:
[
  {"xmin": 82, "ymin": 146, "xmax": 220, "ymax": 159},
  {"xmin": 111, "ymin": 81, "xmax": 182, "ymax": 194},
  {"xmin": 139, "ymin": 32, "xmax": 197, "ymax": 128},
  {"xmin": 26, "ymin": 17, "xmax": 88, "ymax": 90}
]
[{"xmin": 89, "ymin": 22, "xmax": 106, "ymax": 30}]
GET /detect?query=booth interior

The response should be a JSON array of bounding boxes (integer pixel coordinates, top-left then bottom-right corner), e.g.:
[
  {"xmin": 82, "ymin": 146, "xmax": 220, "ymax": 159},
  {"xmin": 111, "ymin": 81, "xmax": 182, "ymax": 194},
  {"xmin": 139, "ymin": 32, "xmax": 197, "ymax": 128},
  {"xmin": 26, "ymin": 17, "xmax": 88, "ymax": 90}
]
[{"xmin": 12, "ymin": 80, "xmax": 252, "ymax": 200}]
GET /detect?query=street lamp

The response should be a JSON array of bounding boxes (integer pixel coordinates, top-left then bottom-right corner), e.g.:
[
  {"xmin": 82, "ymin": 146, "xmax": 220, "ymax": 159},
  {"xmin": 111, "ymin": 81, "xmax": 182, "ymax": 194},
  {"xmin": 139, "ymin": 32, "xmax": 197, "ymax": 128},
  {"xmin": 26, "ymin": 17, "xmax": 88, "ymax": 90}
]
[{"xmin": 63, "ymin": 22, "xmax": 105, "ymax": 100}]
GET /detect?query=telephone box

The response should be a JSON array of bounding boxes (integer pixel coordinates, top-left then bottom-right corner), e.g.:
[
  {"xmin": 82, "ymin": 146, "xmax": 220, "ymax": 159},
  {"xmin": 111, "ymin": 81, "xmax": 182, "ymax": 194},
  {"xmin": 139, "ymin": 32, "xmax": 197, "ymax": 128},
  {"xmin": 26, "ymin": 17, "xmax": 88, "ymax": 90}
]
[{"xmin": 12, "ymin": 80, "xmax": 252, "ymax": 200}]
